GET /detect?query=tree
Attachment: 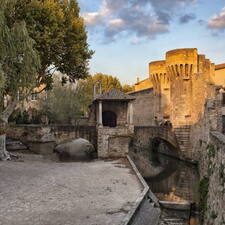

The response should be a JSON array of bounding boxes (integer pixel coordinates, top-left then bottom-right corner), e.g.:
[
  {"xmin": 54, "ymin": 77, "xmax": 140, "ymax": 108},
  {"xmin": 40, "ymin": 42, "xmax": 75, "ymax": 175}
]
[
  {"xmin": 0, "ymin": 0, "xmax": 40, "ymax": 160},
  {"xmin": 15, "ymin": 0, "xmax": 93, "ymax": 90},
  {"xmin": 76, "ymin": 73, "xmax": 134, "ymax": 113},
  {"xmin": 39, "ymin": 78, "xmax": 86, "ymax": 124},
  {"xmin": 122, "ymin": 84, "xmax": 134, "ymax": 93},
  {"xmin": 0, "ymin": 0, "xmax": 93, "ymax": 160}
]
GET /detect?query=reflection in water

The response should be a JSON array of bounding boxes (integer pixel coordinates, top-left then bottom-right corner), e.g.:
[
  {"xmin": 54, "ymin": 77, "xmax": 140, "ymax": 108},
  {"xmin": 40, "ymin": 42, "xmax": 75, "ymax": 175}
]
[
  {"xmin": 146, "ymin": 152, "xmax": 199, "ymax": 204},
  {"xmin": 162, "ymin": 186, "xmax": 189, "ymax": 203},
  {"xmin": 145, "ymin": 146, "xmax": 200, "ymax": 225}
]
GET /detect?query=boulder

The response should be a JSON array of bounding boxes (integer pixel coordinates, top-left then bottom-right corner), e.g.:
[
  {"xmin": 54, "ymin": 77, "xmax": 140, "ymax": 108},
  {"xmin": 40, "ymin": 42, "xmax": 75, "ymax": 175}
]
[{"xmin": 54, "ymin": 138, "xmax": 95, "ymax": 161}]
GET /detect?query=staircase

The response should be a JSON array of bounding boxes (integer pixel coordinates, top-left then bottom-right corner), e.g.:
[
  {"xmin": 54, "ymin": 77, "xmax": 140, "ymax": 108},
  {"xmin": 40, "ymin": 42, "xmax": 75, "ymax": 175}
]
[{"xmin": 174, "ymin": 125, "xmax": 191, "ymax": 159}]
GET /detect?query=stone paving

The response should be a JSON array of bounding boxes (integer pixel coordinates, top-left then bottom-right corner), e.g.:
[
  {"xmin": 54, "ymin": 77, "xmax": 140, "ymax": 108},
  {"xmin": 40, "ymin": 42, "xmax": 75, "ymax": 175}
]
[{"xmin": 0, "ymin": 154, "xmax": 142, "ymax": 225}]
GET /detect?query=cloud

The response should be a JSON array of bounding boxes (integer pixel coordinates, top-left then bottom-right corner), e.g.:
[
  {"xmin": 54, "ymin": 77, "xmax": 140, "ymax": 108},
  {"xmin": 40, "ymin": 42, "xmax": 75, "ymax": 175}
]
[
  {"xmin": 83, "ymin": 0, "xmax": 197, "ymax": 42},
  {"xmin": 208, "ymin": 7, "xmax": 225, "ymax": 30},
  {"xmin": 179, "ymin": 14, "xmax": 196, "ymax": 24}
]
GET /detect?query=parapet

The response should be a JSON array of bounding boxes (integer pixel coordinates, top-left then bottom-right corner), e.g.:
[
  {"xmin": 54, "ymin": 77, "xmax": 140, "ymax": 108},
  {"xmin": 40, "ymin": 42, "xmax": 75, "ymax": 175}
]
[
  {"xmin": 166, "ymin": 48, "xmax": 198, "ymax": 79},
  {"xmin": 149, "ymin": 60, "xmax": 166, "ymax": 76},
  {"xmin": 149, "ymin": 60, "xmax": 168, "ymax": 87},
  {"xmin": 166, "ymin": 48, "xmax": 198, "ymax": 60}
]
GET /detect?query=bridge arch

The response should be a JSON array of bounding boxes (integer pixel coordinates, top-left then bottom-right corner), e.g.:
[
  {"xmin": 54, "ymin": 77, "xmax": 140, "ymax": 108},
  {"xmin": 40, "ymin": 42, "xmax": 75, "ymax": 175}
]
[
  {"xmin": 133, "ymin": 126, "xmax": 180, "ymax": 155},
  {"xmin": 129, "ymin": 126, "xmax": 181, "ymax": 179}
]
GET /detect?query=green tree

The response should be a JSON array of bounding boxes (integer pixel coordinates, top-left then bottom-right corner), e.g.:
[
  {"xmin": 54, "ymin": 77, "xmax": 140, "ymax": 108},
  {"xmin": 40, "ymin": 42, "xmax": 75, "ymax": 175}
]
[
  {"xmin": 39, "ymin": 79, "xmax": 85, "ymax": 124},
  {"xmin": 76, "ymin": 73, "xmax": 134, "ymax": 113},
  {"xmin": 14, "ymin": 0, "xmax": 93, "ymax": 89},
  {"xmin": 76, "ymin": 73, "xmax": 123, "ymax": 112},
  {"xmin": 122, "ymin": 84, "xmax": 134, "ymax": 93},
  {"xmin": 92, "ymin": 73, "xmax": 122, "ymax": 93},
  {"xmin": 0, "ymin": 0, "xmax": 40, "ymax": 160},
  {"xmin": 0, "ymin": 0, "xmax": 92, "ymax": 160}
]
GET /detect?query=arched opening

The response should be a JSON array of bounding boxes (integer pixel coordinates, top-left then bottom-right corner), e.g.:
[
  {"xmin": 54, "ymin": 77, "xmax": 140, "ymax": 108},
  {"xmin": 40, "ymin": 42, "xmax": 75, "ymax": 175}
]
[{"xmin": 102, "ymin": 111, "xmax": 117, "ymax": 127}]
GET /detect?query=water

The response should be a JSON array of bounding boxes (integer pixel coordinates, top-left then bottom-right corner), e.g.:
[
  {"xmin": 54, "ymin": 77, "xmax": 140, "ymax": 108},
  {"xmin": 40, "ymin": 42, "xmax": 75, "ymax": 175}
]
[
  {"xmin": 146, "ymin": 153, "xmax": 199, "ymax": 203},
  {"xmin": 146, "ymin": 151, "xmax": 200, "ymax": 224}
]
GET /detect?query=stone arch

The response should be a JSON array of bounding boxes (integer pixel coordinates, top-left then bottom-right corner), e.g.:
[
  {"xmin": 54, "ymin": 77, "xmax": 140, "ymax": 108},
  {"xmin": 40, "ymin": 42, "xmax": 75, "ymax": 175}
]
[
  {"xmin": 150, "ymin": 136, "xmax": 179, "ymax": 158},
  {"xmin": 102, "ymin": 111, "xmax": 117, "ymax": 127},
  {"xmin": 130, "ymin": 126, "xmax": 181, "ymax": 179},
  {"xmin": 133, "ymin": 126, "xmax": 180, "ymax": 155}
]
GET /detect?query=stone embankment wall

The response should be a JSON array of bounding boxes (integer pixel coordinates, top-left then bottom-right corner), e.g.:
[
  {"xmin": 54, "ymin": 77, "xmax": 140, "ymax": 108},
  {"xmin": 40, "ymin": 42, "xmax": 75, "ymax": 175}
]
[
  {"xmin": 190, "ymin": 92, "xmax": 225, "ymax": 224},
  {"xmin": 123, "ymin": 156, "xmax": 161, "ymax": 225},
  {"xmin": 202, "ymin": 132, "xmax": 225, "ymax": 224},
  {"xmin": 7, "ymin": 125, "xmax": 97, "ymax": 153}
]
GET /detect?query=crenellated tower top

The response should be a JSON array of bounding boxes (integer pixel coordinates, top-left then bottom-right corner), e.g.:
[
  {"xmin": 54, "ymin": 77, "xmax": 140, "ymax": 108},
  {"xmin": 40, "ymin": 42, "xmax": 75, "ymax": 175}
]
[
  {"xmin": 166, "ymin": 48, "xmax": 198, "ymax": 81},
  {"xmin": 149, "ymin": 60, "xmax": 168, "ymax": 94}
]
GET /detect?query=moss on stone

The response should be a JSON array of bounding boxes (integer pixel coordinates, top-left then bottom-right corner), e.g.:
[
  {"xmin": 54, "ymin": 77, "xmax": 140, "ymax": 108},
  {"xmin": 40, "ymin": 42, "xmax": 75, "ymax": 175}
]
[
  {"xmin": 207, "ymin": 143, "xmax": 216, "ymax": 159},
  {"xmin": 219, "ymin": 163, "xmax": 225, "ymax": 185},
  {"xmin": 199, "ymin": 177, "xmax": 209, "ymax": 224},
  {"xmin": 207, "ymin": 160, "xmax": 214, "ymax": 177}
]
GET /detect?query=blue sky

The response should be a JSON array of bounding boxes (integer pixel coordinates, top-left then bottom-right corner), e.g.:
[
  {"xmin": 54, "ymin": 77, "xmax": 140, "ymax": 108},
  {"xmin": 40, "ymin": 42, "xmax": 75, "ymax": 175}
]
[{"xmin": 77, "ymin": 0, "xmax": 225, "ymax": 85}]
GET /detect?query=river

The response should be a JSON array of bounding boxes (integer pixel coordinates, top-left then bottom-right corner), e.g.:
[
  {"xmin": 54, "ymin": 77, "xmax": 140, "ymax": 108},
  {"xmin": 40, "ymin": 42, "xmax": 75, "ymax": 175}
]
[{"xmin": 146, "ymin": 149, "xmax": 200, "ymax": 224}]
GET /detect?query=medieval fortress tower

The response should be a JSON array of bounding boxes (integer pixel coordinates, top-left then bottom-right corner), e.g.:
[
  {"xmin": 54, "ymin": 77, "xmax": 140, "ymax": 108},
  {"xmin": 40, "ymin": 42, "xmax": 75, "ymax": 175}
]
[{"xmin": 133, "ymin": 48, "xmax": 225, "ymax": 129}]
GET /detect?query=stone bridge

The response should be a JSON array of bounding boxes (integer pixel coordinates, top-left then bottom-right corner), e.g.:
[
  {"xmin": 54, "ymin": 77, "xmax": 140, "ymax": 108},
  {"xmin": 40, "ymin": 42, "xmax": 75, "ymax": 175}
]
[
  {"xmin": 7, "ymin": 125, "xmax": 181, "ymax": 157},
  {"xmin": 128, "ymin": 126, "xmax": 180, "ymax": 178},
  {"xmin": 6, "ymin": 125, "xmax": 97, "ymax": 154},
  {"xmin": 133, "ymin": 126, "xmax": 180, "ymax": 154}
]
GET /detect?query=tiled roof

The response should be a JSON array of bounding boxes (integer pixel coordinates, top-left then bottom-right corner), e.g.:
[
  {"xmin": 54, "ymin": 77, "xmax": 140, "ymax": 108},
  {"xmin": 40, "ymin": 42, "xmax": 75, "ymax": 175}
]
[
  {"xmin": 94, "ymin": 88, "xmax": 135, "ymax": 101},
  {"xmin": 215, "ymin": 63, "xmax": 225, "ymax": 70}
]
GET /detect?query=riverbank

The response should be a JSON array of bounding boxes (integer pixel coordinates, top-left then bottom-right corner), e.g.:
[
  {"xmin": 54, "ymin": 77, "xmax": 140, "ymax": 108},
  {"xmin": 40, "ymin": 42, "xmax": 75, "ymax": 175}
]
[{"xmin": 0, "ymin": 154, "xmax": 143, "ymax": 225}]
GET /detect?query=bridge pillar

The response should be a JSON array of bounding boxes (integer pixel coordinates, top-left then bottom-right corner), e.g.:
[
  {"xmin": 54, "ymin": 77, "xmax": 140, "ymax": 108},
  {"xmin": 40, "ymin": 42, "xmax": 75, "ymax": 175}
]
[{"xmin": 98, "ymin": 101, "xmax": 103, "ymax": 127}]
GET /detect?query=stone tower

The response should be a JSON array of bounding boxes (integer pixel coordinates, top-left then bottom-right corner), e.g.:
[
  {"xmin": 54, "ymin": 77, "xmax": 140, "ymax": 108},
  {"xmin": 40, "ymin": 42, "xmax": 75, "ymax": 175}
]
[
  {"xmin": 150, "ymin": 60, "xmax": 170, "ymax": 120},
  {"xmin": 165, "ymin": 48, "xmax": 215, "ymax": 127},
  {"xmin": 149, "ymin": 48, "xmax": 216, "ymax": 158}
]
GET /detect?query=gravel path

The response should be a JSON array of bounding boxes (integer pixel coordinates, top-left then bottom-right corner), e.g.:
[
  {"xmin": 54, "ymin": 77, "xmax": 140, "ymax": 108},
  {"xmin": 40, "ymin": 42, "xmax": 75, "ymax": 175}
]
[{"xmin": 0, "ymin": 155, "xmax": 142, "ymax": 225}]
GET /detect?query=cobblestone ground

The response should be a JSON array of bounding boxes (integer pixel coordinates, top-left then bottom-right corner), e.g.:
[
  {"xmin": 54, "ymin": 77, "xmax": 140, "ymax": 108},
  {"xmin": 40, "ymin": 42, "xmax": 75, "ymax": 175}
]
[{"xmin": 0, "ymin": 154, "xmax": 142, "ymax": 225}]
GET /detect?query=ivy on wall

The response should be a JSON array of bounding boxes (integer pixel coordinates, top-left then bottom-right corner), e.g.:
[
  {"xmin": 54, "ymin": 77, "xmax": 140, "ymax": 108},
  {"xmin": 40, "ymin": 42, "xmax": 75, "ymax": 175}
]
[{"xmin": 199, "ymin": 176, "xmax": 209, "ymax": 224}]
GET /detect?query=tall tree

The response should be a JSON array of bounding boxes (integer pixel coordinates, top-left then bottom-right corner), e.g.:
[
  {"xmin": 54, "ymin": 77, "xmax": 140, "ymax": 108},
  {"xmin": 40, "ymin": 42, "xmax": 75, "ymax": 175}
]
[
  {"xmin": 121, "ymin": 84, "xmax": 134, "ymax": 93},
  {"xmin": 39, "ymin": 78, "xmax": 86, "ymax": 124},
  {"xmin": 15, "ymin": 0, "xmax": 93, "ymax": 90},
  {"xmin": 0, "ymin": 0, "xmax": 93, "ymax": 160},
  {"xmin": 0, "ymin": 0, "xmax": 40, "ymax": 160},
  {"xmin": 92, "ymin": 73, "xmax": 122, "ymax": 93},
  {"xmin": 77, "ymin": 73, "xmax": 133, "ymax": 113}
]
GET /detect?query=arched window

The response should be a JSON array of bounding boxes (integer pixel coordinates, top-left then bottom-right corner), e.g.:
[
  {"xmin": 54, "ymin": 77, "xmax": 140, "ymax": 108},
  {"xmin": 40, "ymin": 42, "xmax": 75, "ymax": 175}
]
[{"xmin": 102, "ymin": 111, "xmax": 117, "ymax": 127}]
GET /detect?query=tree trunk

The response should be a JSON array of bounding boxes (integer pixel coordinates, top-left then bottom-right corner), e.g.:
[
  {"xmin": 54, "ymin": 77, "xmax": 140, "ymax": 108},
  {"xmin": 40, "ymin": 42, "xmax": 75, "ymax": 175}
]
[
  {"xmin": 0, "ymin": 133, "xmax": 10, "ymax": 160},
  {"xmin": 0, "ymin": 99, "xmax": 18, "ymax": 161}
]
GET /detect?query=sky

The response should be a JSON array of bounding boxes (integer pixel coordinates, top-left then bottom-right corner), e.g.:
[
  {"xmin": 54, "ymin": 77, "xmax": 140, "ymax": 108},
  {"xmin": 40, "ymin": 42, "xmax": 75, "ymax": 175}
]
[{"xmin": 77, "ymin": 0, "xmax": 225, "ymax": 85}]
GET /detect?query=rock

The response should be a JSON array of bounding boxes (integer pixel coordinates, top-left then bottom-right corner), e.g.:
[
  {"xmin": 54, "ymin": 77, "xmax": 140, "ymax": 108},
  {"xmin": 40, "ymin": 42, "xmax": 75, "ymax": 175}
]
[
  {"xmin": 6, "ymin": 139, "xmax": 28, "ymax": 151},
  {"xmin": 54, "ymin": 138, "xmax": 95, "ymax": 161}
]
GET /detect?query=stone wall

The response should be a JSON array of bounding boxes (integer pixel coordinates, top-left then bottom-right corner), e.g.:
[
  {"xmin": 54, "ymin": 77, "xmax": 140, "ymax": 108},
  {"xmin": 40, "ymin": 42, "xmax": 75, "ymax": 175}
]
[
  {"xmin": 190, "ymin": 92, "xmax": 225, "ymax": 224},
  {"xmin": 214, "ymin": 64, "xmax": 225, "ymax": 86},
  {"xmin": 123, "ymin": 156, "xmax": 161, "ymax": 225},
  {"xmin": 7, "ymin": 125, "xmax": 97, "ymax": 154},
  {"xmin": 201, "ymin": 132, "xmax": 225, "ymax": 224},
  {"xmin": 129, "ymin": 89, "xmax": 158, "ymax": 126},
  {"xmin": 134, "ymin": 78, "xmax": 153, "ymax": 92},
  {"xmin": 97, "ymin": 126, "xmax": 133, "ymax": 158}
]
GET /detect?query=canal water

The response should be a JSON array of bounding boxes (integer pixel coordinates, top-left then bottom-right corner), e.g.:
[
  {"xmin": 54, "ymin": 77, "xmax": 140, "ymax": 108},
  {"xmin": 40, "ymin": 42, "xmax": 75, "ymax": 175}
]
[{"xmin": 145, "ymin": 144, "xmax": 200, "ymax": 224}]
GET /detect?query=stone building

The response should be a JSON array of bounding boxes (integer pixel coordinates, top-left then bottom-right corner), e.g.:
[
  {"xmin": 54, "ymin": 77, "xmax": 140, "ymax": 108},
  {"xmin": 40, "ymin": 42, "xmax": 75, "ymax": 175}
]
[
  {"xmin": 89, "ymin": 88, "xmax": 135, "ymax": 158},
  {"xmin": 131, "ymin": 48, "xmax": 225, "ymax": 128},
  {"xmin": 129, "ymin": 48, "xmax": 225, "ymax": 158}
]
